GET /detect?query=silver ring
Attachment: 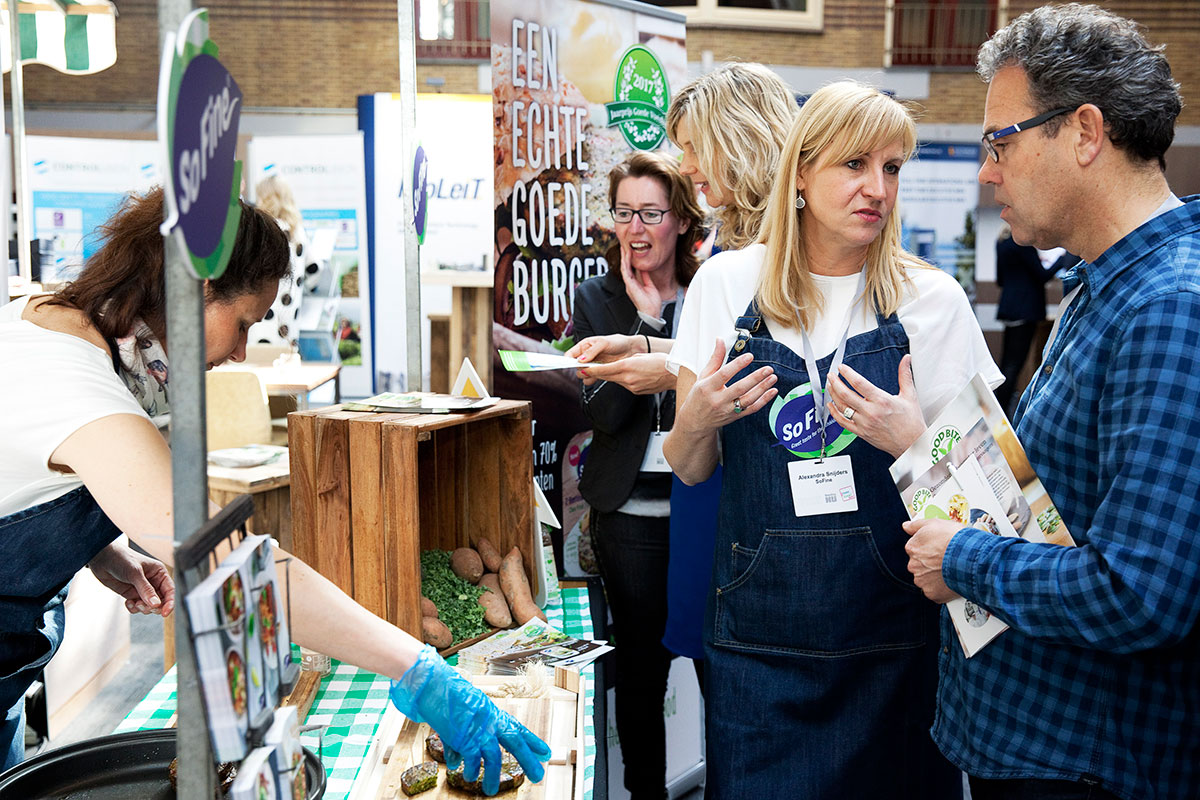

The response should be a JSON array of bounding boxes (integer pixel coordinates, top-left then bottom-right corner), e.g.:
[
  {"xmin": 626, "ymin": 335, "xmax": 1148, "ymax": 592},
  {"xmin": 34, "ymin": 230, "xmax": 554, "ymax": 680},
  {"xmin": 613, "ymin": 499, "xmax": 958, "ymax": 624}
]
[
  {"xmin": 733, "ymin": 398, "xmax": 744, "ymax": 414},
  {"xmin": 843, "ymin": 406, "xmax": 855, "ymax": 421}
]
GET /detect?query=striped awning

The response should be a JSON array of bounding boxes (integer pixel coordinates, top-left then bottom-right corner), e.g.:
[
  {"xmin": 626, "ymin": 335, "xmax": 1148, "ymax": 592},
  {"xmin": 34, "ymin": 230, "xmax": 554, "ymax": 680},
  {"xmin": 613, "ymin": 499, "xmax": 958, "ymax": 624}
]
[{"xmin": 0, "ymin": 1, "xmax": 116, "ymax": 75}]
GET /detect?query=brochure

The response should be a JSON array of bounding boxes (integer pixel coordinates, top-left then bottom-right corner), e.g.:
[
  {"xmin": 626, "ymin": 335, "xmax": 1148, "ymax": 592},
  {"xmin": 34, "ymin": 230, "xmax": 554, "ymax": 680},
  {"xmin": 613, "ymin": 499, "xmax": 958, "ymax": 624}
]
[
  {"xmin": 890, "ymin": 373, "xmax": 1075, "ymax": 657},
  {"xmin": 455, "ymin": 618, "xmax": 612, "ymax": 675},
  {"xmin": 342, "ymin": 391, "xmax": 499, "ymax": 413},
  {"xmin": 498, "ymin": 349, "xmax": 582, "ymax": 372},
  {"xmin": 185, "ymin": 563, "xmax": 250, "ymax": 762}
]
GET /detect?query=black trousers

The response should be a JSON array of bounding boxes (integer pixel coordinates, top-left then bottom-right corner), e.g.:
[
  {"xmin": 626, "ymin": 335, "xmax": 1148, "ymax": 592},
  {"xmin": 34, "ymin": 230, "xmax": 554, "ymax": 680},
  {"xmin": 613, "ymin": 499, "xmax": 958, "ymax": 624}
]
[
  {"xmin": 591, "ymin": 508, "xmax": 673, "ymax": 800},
  {"xmin": 969, "ymin": 776, "xmax": 1123, "ymax": 800},
  {"xmin": 995, "ymin": 321, "xmax": 1040, "ymax": 416}
]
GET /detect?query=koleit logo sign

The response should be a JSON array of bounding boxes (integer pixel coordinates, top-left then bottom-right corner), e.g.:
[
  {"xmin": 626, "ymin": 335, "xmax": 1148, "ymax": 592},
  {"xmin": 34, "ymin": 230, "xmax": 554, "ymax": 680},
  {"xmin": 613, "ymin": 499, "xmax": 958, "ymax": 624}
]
[
  {"xmin": 768, "ymin": 384, "xmax": 857, "ymax": 458},
  {"xmin": 605, "ymin": 45, "xmax": 668, "ymax": 151}
]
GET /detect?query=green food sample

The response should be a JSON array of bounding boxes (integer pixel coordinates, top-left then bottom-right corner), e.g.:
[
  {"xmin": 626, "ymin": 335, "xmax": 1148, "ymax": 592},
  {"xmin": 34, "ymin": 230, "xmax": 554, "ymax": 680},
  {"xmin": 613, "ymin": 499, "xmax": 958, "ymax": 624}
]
[
  {"xmin": 400, "ymin": 761, "xmax": 439, "ymax": 796},
  {"xmin": 420, "ymin": 550, "xmax": 488, "ymax": 643}
]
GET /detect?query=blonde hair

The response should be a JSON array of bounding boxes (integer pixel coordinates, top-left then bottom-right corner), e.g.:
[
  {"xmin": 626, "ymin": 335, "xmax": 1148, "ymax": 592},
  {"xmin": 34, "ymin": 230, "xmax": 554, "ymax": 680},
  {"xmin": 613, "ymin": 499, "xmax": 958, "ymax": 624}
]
[
  {"xmin": 254, "ymin": 174, "xmax": 303, "ymax": 239},
  {"xmin": 666, "ymin": 63, "xmax": 797, "ymax": 251},
  {"xmin": 756, "ymin": 81, "xmax": 929, "ymax": 332}
]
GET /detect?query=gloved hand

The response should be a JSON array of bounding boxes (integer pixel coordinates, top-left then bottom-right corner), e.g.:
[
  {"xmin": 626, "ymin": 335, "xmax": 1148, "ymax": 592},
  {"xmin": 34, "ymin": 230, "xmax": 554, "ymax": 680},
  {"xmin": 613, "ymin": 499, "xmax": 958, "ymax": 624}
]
[{"xmin": 389, "ymin": 645, "xmax": 551, "ymax": 795}]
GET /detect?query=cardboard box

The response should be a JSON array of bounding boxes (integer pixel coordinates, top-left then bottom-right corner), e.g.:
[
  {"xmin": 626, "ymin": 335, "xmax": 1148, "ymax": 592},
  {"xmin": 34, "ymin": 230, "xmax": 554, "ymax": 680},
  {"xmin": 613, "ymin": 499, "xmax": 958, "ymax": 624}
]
[{"xmin": 288, "ymin": 399, "xmax": 536, "ymax": 639}]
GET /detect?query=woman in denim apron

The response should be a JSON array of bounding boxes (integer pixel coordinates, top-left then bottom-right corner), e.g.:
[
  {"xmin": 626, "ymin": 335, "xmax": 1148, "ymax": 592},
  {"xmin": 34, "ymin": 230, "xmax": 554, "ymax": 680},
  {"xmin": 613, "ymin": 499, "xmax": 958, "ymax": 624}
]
[
  {"xmin": 0, "ymin": 189, "xmax": 551, "ymax": 790},
  {"xmin": 665, "ymin": 83, "xmax": 995, "ymax": 798}
]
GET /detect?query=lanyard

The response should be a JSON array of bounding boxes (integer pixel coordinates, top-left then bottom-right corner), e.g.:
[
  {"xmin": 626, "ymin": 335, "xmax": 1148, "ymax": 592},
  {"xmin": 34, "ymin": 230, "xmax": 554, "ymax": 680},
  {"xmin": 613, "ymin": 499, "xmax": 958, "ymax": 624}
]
[
  {"xmin": 798, "ymin": 270, "xmax": 867, "ymax": 459},
  {"xmin": 650, "ymin": 288, "xmax": 685, "ymax": 432}
]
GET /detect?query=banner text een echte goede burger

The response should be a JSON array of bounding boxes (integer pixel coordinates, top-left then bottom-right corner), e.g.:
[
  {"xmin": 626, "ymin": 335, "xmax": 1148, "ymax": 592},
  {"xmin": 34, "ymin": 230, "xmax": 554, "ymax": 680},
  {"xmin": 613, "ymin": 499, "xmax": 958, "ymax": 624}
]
[{"xmin": 506, "ymin": 18, "xmax": 608, "ymax": 329}]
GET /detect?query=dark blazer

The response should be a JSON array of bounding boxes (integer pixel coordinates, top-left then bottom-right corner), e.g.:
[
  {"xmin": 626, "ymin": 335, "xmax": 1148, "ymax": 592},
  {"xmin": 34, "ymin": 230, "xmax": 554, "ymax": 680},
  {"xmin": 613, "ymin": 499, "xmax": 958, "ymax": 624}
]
[
  {"xmin": 996, "ymin": 236, "xmax": 1076, "ymax": 322},
  {"xmin": 573, "ymin": 266, "xmax": 676, "ymax": 512}
]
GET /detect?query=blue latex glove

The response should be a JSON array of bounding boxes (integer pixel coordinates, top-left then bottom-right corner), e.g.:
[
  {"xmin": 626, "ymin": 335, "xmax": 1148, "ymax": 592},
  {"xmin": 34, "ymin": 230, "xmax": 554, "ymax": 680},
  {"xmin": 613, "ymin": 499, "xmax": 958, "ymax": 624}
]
[{"xmin": 389, "ymin": 645, "xmax": 551, "ymax": 795}]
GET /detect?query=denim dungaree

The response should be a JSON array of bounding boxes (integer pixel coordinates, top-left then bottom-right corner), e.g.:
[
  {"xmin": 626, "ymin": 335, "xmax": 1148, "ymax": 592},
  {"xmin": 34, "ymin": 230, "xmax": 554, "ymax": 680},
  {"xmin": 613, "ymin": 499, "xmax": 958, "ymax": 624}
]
[
  {"xmin": 0, "ymin": 486, "xmax": 122, "ymax": 770},
  {"xmin": 704, "ymin": 300, "xmax": 959, "ymax": 799}
]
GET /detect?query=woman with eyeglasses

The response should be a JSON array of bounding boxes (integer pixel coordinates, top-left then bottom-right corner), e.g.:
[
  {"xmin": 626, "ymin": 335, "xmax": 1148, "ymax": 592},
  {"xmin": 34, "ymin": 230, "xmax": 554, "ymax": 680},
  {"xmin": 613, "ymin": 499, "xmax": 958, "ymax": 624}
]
[{"xmin": 571, "ymin": 150, "xmax": 704, "ymax": 800}]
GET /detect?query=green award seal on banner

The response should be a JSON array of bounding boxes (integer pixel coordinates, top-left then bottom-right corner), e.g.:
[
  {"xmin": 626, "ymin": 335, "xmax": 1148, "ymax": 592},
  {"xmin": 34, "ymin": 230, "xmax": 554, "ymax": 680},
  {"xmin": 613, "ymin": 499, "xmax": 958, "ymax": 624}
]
[{"xmin": 605, "ymin": 44, "xmax": 669, "ymax": 151}]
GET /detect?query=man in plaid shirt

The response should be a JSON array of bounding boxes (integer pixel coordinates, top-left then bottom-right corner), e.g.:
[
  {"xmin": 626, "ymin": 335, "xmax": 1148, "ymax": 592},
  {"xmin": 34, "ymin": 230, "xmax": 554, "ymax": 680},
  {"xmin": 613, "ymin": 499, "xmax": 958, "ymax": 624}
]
[{"xmin": 903, "ymin": 5, "xmax": 1198, "ymax": 800}]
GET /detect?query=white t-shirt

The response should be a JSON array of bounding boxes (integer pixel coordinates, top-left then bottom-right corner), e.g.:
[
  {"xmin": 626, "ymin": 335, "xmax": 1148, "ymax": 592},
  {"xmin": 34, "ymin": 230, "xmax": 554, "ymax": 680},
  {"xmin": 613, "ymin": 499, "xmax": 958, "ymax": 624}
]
[
  {"xmin": 0, "ymin": 296, "xmax": 150, "ymax": 517},
  {"xmin": 669, "ymin": 244, "xmax": 1003, "ymax": 422}
]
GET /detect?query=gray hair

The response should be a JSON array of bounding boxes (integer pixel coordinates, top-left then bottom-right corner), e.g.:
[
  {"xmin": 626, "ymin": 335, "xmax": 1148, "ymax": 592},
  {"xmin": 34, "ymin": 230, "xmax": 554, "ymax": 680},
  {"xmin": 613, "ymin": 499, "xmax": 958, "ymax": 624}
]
[{"xmin": 977, "ymin": 3, "xmax": 1181, "ymax": 169}]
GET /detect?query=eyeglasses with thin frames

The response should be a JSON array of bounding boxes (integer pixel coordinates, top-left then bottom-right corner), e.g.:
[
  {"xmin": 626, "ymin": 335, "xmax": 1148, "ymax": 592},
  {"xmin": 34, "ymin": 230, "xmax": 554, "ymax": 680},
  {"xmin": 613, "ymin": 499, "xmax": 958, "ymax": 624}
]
[
  {"xmin": 611, "ymin": 207, "xmax": 669, "ymax": 225},
  {"xmin": 982, "ymin": 107, "xmax": 1075, "ymax": 163}
]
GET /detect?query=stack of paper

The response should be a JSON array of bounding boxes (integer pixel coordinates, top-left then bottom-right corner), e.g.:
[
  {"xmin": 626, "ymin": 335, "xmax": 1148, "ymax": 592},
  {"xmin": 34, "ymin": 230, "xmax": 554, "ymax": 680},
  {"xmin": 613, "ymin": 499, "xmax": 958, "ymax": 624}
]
[
  {"xmin": 343, "ymin": 391, "xmax": 499, "ymax": 413},
  {"xmin": 455, "ymin": 618, "xmax": 612, "ymax": 675}
]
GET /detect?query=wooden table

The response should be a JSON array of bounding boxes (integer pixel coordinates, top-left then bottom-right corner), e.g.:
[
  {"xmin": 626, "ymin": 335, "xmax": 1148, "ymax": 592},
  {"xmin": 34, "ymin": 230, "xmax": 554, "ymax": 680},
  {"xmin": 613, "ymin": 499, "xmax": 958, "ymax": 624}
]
[
  {"xmin": 421, "ymin": 269, "xmax": 493, "ymax": 390},
  {"xmin": 207, "ymin": 451, "xmax": 293, "ymax": 550},
  {"xmin": 215, "ymin": 361, "xmax": 342, "ymax": 409}
]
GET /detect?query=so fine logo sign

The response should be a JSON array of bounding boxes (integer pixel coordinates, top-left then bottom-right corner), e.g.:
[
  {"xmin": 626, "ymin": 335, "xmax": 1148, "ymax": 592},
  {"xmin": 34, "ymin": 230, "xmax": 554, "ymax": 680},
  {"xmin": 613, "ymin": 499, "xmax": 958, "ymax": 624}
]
[
  {"xmin": 604, "ymin": 45, "xmax": 668, "ymax": 151},
  {"xmin": 158, "ymin": 9, "xmax": 243, "ymax": 280},
  {"xmin": 767, "ymin": 384, "xmax": 857, "ymax": 458},
  {"xmin": 930, "ymin": 425, "xmax": 961, "ymax": 464}
]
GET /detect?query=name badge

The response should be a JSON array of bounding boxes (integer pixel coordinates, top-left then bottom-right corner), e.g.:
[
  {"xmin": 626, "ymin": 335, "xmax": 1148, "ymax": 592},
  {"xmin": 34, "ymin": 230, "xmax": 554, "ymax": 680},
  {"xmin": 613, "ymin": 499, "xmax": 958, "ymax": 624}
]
[
  {"xmin": 640, "ymin": 431, "xmax": 671, "ymax": 472},
  {"xmin": 787, "ymin": 455, "xmax": 858, "ymax": 517}
]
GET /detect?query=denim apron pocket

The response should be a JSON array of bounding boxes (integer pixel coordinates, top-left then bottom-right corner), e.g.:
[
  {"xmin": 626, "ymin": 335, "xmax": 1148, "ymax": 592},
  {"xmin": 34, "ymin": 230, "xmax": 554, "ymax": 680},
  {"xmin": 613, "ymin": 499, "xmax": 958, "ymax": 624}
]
[{"xmin": 714, "ymin": 527, "xmax": 926, "ymax": 657}]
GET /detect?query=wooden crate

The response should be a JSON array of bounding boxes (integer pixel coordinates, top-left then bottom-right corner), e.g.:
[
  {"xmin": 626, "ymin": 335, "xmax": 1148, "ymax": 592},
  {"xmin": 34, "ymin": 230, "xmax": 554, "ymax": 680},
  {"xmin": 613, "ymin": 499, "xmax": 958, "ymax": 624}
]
[{"xmin": 288, "ymin": 400, "xmax": 536, "ymax": 639}]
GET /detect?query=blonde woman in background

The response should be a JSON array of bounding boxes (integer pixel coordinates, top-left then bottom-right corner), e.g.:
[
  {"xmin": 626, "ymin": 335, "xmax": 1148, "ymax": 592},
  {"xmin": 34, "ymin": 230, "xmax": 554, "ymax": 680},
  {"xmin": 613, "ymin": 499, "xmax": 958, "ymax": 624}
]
[
  {"xmin": 566, "ymin": 64, "xmax": 796, "ymax": 704},
  {"xmin": 666, "ymin": 81, "xmax": 1001, "ymax": 798},
  {"xmin": 249, "ymin": 174, "xmax": 323, "ymax": 350}
]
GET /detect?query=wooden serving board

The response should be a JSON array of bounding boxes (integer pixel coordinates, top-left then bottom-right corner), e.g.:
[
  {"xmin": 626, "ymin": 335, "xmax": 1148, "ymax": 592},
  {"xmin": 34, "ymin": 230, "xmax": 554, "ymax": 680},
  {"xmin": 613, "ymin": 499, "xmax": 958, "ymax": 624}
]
[{"xmin": 374, "ymin": 674, "xmax": 581, "ymax": 800}]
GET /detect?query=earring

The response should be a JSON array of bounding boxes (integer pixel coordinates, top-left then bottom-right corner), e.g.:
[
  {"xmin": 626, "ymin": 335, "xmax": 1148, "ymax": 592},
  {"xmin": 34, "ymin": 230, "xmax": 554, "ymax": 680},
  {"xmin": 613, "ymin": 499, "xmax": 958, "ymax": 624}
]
[{"xmin": 794, "ymin": 191, "xmax": 806, "ymax": 210}]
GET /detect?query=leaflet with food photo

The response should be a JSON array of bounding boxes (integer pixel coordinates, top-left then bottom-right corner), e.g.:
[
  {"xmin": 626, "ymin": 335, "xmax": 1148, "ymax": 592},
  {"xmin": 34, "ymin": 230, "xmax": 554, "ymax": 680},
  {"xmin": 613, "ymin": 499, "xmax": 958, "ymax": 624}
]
[
  {"xmin": 890, "ymin": 373, "xmax": 1075, "ymax": 657},
  {"xmin": 185, "ymin": 564, "xmax": 251, "ymax": 762},
  {"xmin": 456, "ymin": 617, "xmax": 611, "ymax": 675}
]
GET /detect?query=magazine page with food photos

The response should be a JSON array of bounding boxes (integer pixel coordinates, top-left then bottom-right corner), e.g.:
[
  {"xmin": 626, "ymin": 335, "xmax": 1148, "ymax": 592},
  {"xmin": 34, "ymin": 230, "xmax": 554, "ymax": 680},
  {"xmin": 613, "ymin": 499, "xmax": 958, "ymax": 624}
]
[
  {"xmin": 185, "ymin": 564, "xmax": 251, "ymax": 762},
  {"xmin": 229, "ymin": 746, "xmax": 277, "ymax": 800},
  {"xmin": 245, "ymin": 534, "xmax": 298, "ymax": 708},
  {"xmin": 890, "ymin": 373, "xmax": 1076, "ymax": 656},
  {"xmin": 265, "ymin": 706, "xmax": 307, "ymax": 800},
  {"xmin": 222, "ymin": 539, "xmax": 273, "ymax": 730}
]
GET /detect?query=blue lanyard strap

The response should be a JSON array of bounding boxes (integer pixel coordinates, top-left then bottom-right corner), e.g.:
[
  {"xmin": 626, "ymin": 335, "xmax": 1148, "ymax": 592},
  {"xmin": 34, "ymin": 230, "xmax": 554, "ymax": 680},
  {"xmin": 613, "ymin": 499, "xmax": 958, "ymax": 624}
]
[{"xmin": 798, "ymin": 270, "xmax": 867, "ymax": 459}]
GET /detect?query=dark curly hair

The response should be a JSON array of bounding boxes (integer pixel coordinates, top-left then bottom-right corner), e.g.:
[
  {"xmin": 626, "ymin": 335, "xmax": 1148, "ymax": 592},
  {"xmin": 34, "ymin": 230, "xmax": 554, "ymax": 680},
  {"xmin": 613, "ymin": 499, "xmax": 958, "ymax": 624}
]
[
  {"xmin": 977, "ymin": 3, "xmax": 1182, "ymax": 170},
  {"xmin": 50, "ymin": 185, "xmax": 291, "ymax": 343}
]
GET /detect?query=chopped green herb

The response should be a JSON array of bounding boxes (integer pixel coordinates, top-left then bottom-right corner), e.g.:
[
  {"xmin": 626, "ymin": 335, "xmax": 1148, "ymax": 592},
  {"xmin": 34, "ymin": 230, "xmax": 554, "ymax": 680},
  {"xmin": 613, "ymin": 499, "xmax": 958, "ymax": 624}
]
[{"xmin": 420, "ymin": 549, "xmax": 488, "ymax": 643}]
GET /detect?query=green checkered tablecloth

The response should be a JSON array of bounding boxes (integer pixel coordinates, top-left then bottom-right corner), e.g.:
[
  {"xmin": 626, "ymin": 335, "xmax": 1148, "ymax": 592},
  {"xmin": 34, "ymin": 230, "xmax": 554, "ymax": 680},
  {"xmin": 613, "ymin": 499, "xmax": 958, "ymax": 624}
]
[{"xmin": 116, "ymin": 584, "xmax": 596, "ymax": 800}]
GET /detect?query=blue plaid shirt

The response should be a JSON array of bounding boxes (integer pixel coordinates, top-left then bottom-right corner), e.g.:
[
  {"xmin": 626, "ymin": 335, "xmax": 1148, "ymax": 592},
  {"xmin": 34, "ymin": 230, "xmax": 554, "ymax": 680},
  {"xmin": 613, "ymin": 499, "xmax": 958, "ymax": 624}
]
[{"xmin": 935, "ymin": 196, "xmax": 1200, "ymax": 800}]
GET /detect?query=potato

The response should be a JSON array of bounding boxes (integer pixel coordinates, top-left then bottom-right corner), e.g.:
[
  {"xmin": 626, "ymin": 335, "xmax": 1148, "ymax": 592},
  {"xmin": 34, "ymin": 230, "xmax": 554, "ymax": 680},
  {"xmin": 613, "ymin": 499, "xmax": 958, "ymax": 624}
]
[
  {"xmin": 479, "ymin": 572, "xmax": 501, "ymax": 594},
  {"xmin": 450, "ymin": 547, "xmax": 484, "ymax": 584},
  {"xmin": 499, "ymin": 547, "xmax": 546, "ymax": 624},
  {"xmin": 478, "ymin": 586, "xmax": 513, "ymax": 628},
  {"xmin": 474, "ymin": 537, "xmax": 503, "ymax": 573},
  {"xmin": 420, "ymin": 595, "xmax": 439, "ymax": 619},
  {"xmin": 421, "ymin": 616, "xmax": 453, "ymax": 649}
]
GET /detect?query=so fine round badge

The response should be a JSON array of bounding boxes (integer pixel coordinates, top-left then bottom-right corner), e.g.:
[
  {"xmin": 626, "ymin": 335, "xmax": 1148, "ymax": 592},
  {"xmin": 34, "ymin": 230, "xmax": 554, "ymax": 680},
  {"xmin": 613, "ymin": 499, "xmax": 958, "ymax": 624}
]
[
  {"xmin": 768, "ymin": 384, "xmax": 857, "ymax": 459},
  {"xmin": 604, "ymin": 45, "xmax": 669, "ymax": 151}
]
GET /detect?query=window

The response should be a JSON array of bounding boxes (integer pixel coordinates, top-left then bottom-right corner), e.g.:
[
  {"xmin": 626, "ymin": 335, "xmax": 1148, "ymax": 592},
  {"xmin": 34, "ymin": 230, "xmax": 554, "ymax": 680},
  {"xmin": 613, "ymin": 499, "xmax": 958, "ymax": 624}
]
[
  {"xmin": 416, "ymin": 0, "xmax": 489, "ymax": 61},
  {"xmin": 647, "ymin": 0, "xmax": 823, "ymax": 32},
  {"xmin": 887, "ymin": 0, "xmax": 1000, "ymax": 68}
]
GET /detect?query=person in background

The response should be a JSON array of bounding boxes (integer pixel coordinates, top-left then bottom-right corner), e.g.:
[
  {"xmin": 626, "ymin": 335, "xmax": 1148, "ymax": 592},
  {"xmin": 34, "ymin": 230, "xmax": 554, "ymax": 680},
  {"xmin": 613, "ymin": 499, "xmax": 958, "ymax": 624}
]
[
  {"xmin": 0, "ymin": 187, "xmax": 549, "ymax": 794},
  {"xmin": 666, "ymin": 81, "xmax": 999, "ymax": 798},
  {"xmin": 572, "ymin": 152, "xmax": 703, "ymax": 800},
  {"xmin": 567, "ymin": 64, "xmax": 798, "ymax": 685},
  {"xmin": 993, "ymin": 227, "xmax": 1075, "ymax": 415},
  {"xmin": 248, "ymin": 174, "xmax": 323, "ymax": 350},
  {"xmin": 904, "ymin": 6, "xmax": 1200, "ymax": 799}
]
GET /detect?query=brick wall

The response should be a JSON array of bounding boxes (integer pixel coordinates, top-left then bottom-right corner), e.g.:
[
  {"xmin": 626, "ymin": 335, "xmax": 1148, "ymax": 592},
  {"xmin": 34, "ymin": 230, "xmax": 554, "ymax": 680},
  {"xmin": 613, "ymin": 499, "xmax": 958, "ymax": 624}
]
[{"xmin": 3, "ymin": 0, "xmax": 1198, "ymax": 126}]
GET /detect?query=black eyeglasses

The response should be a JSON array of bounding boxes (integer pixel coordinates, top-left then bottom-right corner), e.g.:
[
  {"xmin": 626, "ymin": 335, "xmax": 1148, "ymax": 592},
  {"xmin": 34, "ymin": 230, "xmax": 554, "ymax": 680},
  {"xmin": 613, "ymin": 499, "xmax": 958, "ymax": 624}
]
[
  {"xmin": 611, "ymin": 207, "xmax": 669, "ymax": 225},
  {"xmin": 981, "ymin": 107, "xmax": 1075, "ymax": 163}
]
